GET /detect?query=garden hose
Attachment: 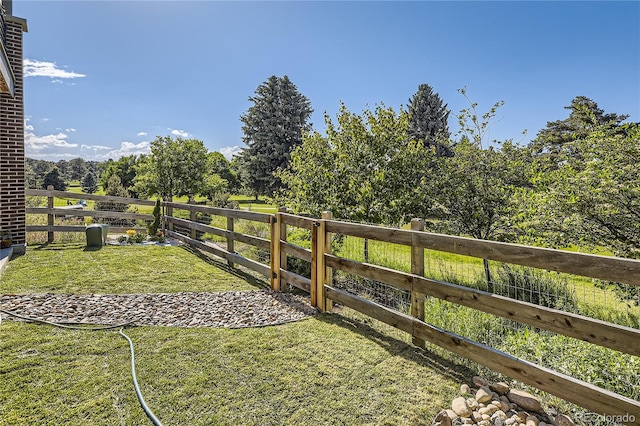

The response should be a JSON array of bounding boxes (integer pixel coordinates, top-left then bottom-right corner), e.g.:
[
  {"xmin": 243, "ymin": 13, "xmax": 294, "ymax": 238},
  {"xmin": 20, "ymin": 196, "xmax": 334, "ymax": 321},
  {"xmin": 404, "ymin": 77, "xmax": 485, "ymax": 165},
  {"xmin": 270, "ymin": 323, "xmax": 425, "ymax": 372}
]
[
  {"xmin": 0, "ymin": 309, "xmax": 136, "ymax": 330},
  {"xmin": 119, "ymin": 326, "xmax": 163, "ymax": 426},
  {"xmin": 0, "ymin": 309, "xmax": 164, "ymax": 426}
]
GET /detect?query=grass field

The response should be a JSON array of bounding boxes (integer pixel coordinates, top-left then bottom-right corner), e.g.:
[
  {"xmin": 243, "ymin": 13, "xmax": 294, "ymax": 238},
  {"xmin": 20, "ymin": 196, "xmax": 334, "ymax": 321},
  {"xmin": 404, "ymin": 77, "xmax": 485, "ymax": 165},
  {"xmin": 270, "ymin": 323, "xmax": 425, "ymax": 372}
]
[
  {"xmin": 50, "ymin": 184, "xmax": 278, "ymax": 214},
  {"xmin": 0, "ymin": 243, "xmax": 470, "ymax": 425}
]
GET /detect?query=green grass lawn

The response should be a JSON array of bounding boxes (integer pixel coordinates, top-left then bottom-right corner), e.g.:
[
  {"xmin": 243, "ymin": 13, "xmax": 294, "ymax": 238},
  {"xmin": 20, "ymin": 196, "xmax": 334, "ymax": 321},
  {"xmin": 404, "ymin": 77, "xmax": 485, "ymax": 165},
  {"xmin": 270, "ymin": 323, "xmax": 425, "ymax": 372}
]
[
  {"xmin": 1, "ymin": 243, "xmax": 265, "ymax": 294},
  {"xmin": 0, "ymin": 243, "xmax": 470, "ymax": 425}
]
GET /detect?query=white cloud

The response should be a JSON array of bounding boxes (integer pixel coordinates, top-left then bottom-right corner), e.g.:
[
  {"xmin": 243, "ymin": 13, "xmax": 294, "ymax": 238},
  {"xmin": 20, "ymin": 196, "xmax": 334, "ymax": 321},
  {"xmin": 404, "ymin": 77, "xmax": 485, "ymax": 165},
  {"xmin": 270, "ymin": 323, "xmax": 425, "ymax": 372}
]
[
  {"xmin": 95, "ymin": 141, "xmax": 151, "ymax": 161},
  {"xmin": 66, "ymin": 128, "xmax": 76, "ymax": 132},
  {"xmin": 24, "ymin": 59, "xmax": 86, "ymax": 79},
  {"xmin": 25, "ymin": 121, "xmax": 77, "ymax": 151},
  {"xmin": 27, "ymin": 152, "xmax": 83, "ymax": 161},
  {"xmin": 137, "ymin": 131, "xmax": 148, "ymax": 136},
  {"xmin": 81, "ymin": 144, "xmax": 111, "ymax": 151},
  {"xmin": 220, "ymin": 145, "xmax": 242, "ymax": 160},
  {"xmin": 51, "ymin": 79, "xmax": 63, "ymax": 84},
  {"xmin": 170, "ymin": 129, "xmax": 189, "ymax": 138}
]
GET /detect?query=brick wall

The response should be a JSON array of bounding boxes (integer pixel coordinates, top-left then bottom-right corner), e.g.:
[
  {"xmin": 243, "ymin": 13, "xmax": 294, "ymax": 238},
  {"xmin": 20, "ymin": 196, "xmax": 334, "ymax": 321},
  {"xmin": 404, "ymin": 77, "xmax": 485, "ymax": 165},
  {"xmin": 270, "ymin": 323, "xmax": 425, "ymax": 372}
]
[{"xmin": 0, "ymin": 17, "xmax": 26, "ymax": 252}]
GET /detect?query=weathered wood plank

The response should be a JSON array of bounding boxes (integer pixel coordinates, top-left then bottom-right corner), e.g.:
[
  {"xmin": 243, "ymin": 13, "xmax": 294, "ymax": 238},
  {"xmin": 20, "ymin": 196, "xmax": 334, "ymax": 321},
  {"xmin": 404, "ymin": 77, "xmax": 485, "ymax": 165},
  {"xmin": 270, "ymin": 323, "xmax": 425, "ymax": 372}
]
[
  {"xmin": 26, "ymin": 225, "xmax": 84, "ymax": 233},
  {"xmin": 44, "ymin": 208, "xmax": 153, "ymax": 221},
  {"xmin": 411, "ymin": 218, "xmax": 426, "ymax": 348},
  {"xmin": 167, "ymin": 216, "xmax": 225, "ymax": 237},
  {"xmin": 325, "ymin": 285, "xmax": 413, "ymax": 333},
  {"xmin": 166, "ymin": 230, "xmax": 270, "ymax": 277},
  {"xmin": 326, "ymin": 283, "xmax": 640, "ymax": 421},
  {"xmin": 227, "ymin": 217, "xmax": 235, "ymax": 268},
  {"xmin": 26, "ymin": 207, "xmax": 46, "ymax": 214},
  {"xmin": 40, "ymin": 190, "xmax": 157, "ymax": 206},
  {"xmin": 26, "ymin": 225, "xmax": 146, "ymax": 233},
  {"xmin": 166, "ymin": 216, "xmax": 270, "ymax": 250},
  {"xmin": 232, "ymin": 232, "xmax": 271, "ymax": 251},
  {"xmin": 271, "ymin": 215, "xmax": 281, "ymax": 291},
  {"xmin": 311, "ymin": 221, "xmax": 319, "ymax": 307},
  {"xmin": 163, "ymin": 201, "xmax": 272, "ymax": 223},
  {"xmin": 324, "ymin": 220, "xmax": 413, "ymax": 246},
  {"xmin": 278, "ymin": 208, "xmax": 288, "ymax": 291},
  {"xmin": 414, "ymin": 232, "xmax": 640, "ymax": 287},
  {"xmin": 280, "ymin": 269, "xmax": 311, "ymax": 293},
  {"xmin": 412, "ymin": 320, "xmax": 640, "ymax": 422},
  {"xmin": 322, "ymin": 212, "xmax": 333, "ymax": 312},
  {"xmin": 279, "ymin": 213, "xmax": 314, "ymax": 230},
  {"xmin": 413, "ymin": 274, "xmax": 640, "ymax": 357},
  {"xmin": 281, "ymin": 241, "xmax": 312, "ymax": 262},
  {"xmin": 324, "ymin": 254, "xmax": 413, "ymax": 292},
  {"xmin": 47, "ymin": 188, "xmax": 54, "ymax": 242},
  {"xmin": 25, "ymin": 189, "xmax": 49, "ymax": 196},
  {"xmin": 326, "ymin": 253, "xmax": 639, "ymax": 357}
]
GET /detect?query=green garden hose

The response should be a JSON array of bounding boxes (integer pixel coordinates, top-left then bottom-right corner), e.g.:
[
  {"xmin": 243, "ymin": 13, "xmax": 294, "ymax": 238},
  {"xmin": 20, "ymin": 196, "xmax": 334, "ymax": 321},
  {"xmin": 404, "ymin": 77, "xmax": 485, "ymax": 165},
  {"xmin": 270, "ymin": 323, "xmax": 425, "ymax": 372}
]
[
  {"xmin": 0, "ymin": 309, "xmax": 164, "ymax": 426},
  {"xmin": 119, "ymin": 326, "xmax": 163, "ymax": 426}
]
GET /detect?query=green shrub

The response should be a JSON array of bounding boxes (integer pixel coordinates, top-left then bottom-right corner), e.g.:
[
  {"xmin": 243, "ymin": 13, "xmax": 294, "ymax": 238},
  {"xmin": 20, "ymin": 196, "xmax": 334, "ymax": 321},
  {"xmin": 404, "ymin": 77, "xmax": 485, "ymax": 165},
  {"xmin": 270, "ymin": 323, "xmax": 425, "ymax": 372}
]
[{"xmin": 494, "ymin": 264, "xmax": 579, "ymax": 312}]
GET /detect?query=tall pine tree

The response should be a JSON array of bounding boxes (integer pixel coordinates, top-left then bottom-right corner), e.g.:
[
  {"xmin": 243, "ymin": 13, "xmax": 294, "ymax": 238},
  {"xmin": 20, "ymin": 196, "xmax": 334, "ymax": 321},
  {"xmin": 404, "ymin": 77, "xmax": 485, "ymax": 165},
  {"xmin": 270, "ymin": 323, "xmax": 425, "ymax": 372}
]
[
  {"xmin": 530, "ymin": 95, "xmax": 629, "ymax": 157},
  {"xmin": 81, "ymin": 171, "xmax": 98, "ymax": 194},
  {"xmin": 407, "ymin": 84, "xmax": 452, "ymax": 156},
  {"xmin": 42, "ymin": 166, "xmax": 67, "ymax": 191},
  {"xmin": 239, "ymin": 75, "xmax": 313, "ymax": 197}
]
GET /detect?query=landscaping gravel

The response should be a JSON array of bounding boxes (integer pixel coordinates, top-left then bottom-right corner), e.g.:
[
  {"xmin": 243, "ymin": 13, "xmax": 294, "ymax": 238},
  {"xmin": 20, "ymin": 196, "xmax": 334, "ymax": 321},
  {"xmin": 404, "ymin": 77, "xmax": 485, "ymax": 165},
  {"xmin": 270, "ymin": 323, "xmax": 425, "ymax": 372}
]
[{"xmin": 0, "ymin": 290, "xmax": 317, "ymax": 328}]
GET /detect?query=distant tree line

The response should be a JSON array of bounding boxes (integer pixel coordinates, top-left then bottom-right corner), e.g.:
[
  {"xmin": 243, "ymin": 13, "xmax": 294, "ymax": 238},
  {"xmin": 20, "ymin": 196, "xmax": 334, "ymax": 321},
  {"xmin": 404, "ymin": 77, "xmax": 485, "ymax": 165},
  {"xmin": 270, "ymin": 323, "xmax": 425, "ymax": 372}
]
[
  {"xmin": 26, "ymin": 75, "xmax": 640, "ymax": 260},
  {"xmin": 236, "ymin": 76, "xmax": 639, "ymax": 259}
]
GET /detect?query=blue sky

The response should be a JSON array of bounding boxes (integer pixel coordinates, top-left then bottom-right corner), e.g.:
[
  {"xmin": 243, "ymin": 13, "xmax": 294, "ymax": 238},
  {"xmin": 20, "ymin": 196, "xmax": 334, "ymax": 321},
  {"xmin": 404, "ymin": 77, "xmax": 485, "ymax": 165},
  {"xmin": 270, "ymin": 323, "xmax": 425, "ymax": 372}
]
[{"xmin": 15, "ymin": 0, "xmax": 640, "ymax": 161}]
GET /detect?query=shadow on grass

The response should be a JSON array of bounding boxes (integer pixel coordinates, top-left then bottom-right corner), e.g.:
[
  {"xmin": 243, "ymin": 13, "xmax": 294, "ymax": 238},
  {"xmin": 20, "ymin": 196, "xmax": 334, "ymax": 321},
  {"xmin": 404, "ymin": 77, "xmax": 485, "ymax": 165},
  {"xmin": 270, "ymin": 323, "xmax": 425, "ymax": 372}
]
[
  {"xmin": 32, "ymin": 242, "xmax": 86, "ymax": 251},
  {"xmin": 179, "ymin": 244, "xmax": 270, "ymax": 290},
  {"xmin": 315, "ymin": 311, "xmax": 474, "ymax": 384}
]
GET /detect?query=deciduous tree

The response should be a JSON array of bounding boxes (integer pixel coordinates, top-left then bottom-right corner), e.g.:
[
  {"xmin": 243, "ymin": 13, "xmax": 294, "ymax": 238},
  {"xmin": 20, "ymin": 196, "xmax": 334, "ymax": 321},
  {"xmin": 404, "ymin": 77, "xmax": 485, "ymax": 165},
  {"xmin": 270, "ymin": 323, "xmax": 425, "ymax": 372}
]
[
  {"xmin": 280, "ymin": 103, "xmax": 435, "ymax": 226},
  {"xmin": 535, "ymin": 123, "xmax": 640, "ymax": 258},
  {"xmin": 134, "ymin": 136, "xmax": 209, "ymax": 202}
]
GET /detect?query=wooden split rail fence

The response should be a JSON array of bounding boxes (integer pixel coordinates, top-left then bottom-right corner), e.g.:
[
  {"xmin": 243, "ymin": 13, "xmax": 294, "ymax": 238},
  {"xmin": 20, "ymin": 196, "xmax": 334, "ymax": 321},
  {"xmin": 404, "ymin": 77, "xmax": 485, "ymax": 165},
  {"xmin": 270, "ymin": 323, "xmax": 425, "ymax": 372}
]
[{"xmin": 25, "ymin": 191, "xmax": 640, "ymax": 423}]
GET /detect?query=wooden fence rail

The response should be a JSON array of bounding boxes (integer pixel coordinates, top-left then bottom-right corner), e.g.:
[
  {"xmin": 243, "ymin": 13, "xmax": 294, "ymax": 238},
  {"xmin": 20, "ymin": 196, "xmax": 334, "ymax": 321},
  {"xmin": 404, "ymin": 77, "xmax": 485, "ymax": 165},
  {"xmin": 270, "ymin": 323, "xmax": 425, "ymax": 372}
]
[
  {"xmin": 319, "ymin": 217, "xmax": 640, "ymax": 423},
  {"xmin": 24, "ymin": 196, "xmax": 640, "ymax": 421},
  {"xmin": 25, "ymin": 188, "xmax": 154, "ymax": 239}
]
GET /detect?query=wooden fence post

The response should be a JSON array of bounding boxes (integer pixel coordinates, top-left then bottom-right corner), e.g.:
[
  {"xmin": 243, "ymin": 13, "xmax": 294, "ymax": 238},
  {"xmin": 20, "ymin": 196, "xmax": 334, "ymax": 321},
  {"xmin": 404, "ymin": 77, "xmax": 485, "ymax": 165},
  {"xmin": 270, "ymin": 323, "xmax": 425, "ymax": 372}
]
[
  {"xmin": 411, "ymin": 218, "xmax": 426, "ymax": 348},
  {"xmin": 227, "ymin": 216, "xmax": 235, "ymax": 268},
  {"xmin": 166, "ymin": 196, "xmax": 174, "ymax": 232},
  {"xmin": 310, "ymin": 219, "xmax": 319, "ymax": 308},
  {"xmin": 317, "ymin": 211, "xmax": 333, "ymax": 312},
  {"xmin": 47, "ymin": 185, "xmax": 54, "ymax": 243},
  {"xmin": 270, "ymin": 214, "xmax": 281, "ymax": 292},
  {"xmin": 278, "ymin": 207, "xmax": 288, "ymax": 292},
  {"xmin": 189, "ymin": 200, "xmax": 197, "ymax": 240}
]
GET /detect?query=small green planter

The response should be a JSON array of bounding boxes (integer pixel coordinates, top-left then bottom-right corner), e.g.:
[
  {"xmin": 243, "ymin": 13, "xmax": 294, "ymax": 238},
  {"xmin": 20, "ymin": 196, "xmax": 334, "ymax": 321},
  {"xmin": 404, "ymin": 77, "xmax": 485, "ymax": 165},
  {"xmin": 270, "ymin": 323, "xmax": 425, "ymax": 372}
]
[{"xmin": 1, "ymin": 233, "xmax": 12, "ymax": 249}]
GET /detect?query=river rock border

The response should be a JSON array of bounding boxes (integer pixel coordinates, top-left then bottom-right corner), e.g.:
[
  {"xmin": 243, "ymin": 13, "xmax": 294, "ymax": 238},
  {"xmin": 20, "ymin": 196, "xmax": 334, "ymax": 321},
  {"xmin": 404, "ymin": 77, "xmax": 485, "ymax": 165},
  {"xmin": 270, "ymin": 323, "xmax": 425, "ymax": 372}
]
[
  {"xmin": 434, "ymin": 376, "xmax": 575, "ymax": 426},
  {"xmin": 0, "ymin": 290, "xmax": 317, "ymax": 329}
]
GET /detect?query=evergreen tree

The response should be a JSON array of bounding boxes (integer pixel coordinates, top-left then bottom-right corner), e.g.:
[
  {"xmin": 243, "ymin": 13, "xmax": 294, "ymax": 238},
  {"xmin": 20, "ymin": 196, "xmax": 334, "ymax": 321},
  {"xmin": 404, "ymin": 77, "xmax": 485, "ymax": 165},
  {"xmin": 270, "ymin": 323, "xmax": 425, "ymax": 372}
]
[
  {"xmin": 148, "ymin": 198, "xmax": 162, "ymax": 236},
  {"xmin": 529, "ymin": 95, "xmax": 629, "ymax": 158},
  {"xmin": 42, "ymin": 166, "xmax": 67, "ymax": 191},
  {"xmin": 239, "ymin": 75, "xmax": 313, "ymax": 197},
  {"xmin": 68, "ymin": 158, "xmax": 88, "ymax": 182},
  {"xmin": 407, "ymin": 84, "xmax": 452, "ymax": 156},
  {"xmin": 81, "ymin": 171, "xmax": 98, "ymax": 194}
]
